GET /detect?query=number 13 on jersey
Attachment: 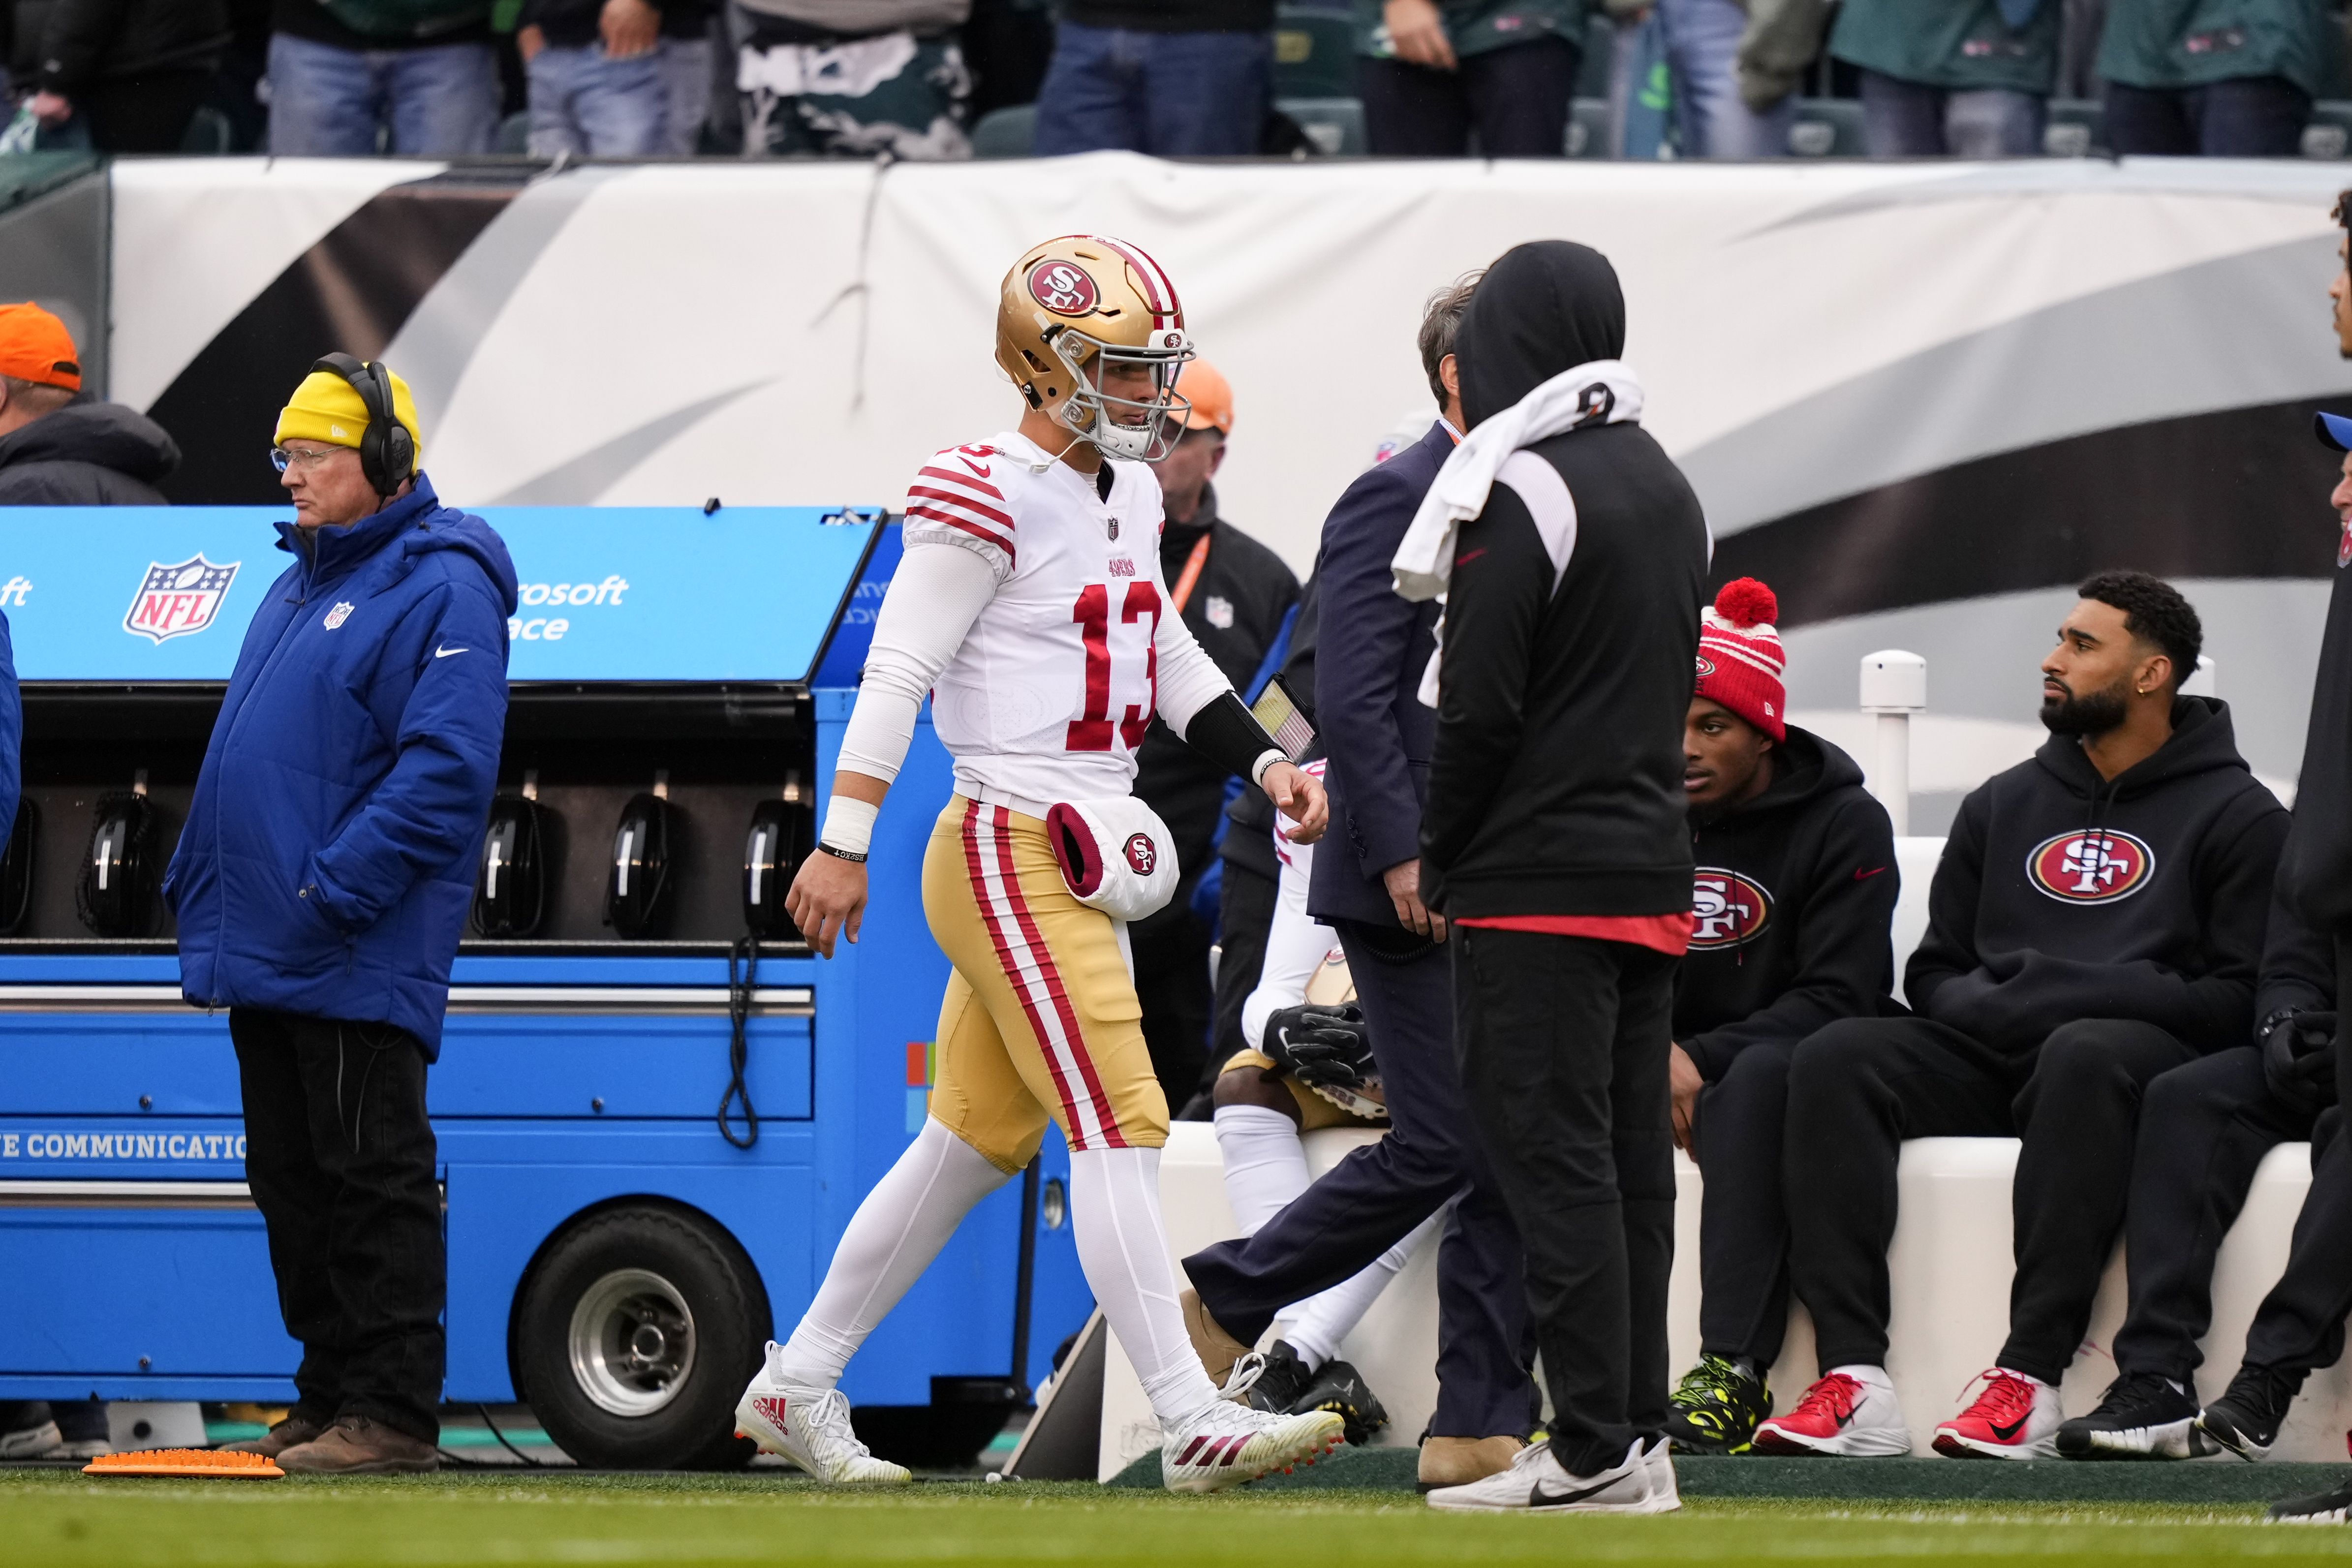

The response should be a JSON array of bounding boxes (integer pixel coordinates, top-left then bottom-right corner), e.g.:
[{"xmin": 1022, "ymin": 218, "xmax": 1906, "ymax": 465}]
[{"xmin": 1067, "ymin": 582, "xmax": 1162, "ymax": 753}]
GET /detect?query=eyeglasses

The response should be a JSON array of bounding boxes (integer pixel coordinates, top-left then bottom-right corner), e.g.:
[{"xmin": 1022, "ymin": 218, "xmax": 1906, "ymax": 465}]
[{"xmin": 270, "ymin": 446, "xmax": 344, "ymax": 473}]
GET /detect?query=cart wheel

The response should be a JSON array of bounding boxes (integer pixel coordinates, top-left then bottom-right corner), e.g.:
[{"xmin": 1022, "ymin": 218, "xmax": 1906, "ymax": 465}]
[{"xmin": 514, "ymin": 1204, "xmax": 766, "ymax": 1469}]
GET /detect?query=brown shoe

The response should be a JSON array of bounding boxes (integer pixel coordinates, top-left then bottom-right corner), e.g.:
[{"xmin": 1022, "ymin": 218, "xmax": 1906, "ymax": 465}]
[
  {"xmin": 218, "ymin": 1413, "xmax": 328, "ymax": 1458},
  {"xmin": 1417, "ymin": 1434, "xmax": 1525, "ymax": 1490},
  {"xmin": 1179, "ymin": 1288, "xmax": 1254, "ymax": 1384},
  {"xmin": 277, "ymin": 1414, "xmax": 439, "ymax": 1475}
]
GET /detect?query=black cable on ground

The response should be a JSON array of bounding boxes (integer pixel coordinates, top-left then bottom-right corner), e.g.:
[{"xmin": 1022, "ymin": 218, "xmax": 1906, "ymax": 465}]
[{"xmin": 476, "ymin": 1402, "xmax": 543, "ymax": 1467}]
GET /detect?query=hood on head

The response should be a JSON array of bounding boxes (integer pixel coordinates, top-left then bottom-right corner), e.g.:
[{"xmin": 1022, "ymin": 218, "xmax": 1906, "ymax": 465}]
[
  {"xmin": 1456, "ymin": 242, "xmax": 1626, "ymax": 429},
  {"xmin": 406, "ymin": 507, "xmax": 521, "ymax": 616},
  {"xmin": 0, "ymin": 396, "xmax": 180, "ymax": 482}
]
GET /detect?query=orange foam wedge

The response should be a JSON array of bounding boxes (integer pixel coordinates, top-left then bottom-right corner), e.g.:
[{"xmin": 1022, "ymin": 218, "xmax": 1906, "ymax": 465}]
[{"xmin": 84, "ymin": 1449, "xmax": 283, "ymax": 1478}]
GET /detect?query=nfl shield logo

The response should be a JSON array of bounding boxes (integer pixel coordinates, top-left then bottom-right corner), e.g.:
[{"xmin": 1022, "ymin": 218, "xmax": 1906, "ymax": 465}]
[
  {"xmin": 123, "ymin": 554, "xmax": 240, "ymax": 644},
  {"xmin": 323, "ymin": 602, "xmax": 354, "ymax": 630}
]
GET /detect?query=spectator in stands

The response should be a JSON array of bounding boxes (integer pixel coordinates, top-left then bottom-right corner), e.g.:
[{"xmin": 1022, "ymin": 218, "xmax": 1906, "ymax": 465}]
[
  {"xmin": 265, "ymin": 0, "xmax": 499, "ymax": 155},
  {"xmin": 1357, "ymin": 0, "xmax": 1581, "ymax": 157},
  {"xmin": 10, "ymin": 0, "xmax": 228, "ymax": 151},
  {"xmin": 1032, "ymin": 0, "xmax": 1270, "ymax": 156},
  {"xmin": 518, "ymin": 0, "xmax": 706, "ymax": 155},
  {"xmin": 735, "ymin": 0, "xmax": 971, "ymax": 157},
  {"xmin": 2054, "ymin": 888, "xmax": 2333, "ymax": 1458},
  {"xmin": 2097, "ymin": 0, "xmax": 2322, "ymax": 156},
  {"xmin": 654, "ymin": 0, "xmax": 713, "ymax": 153},
  {"xmin": 0, "ymin": 305, "xmax": 179, "ymax": 505},
  {"xmin": 1660, "ymin": 578, "xmax": 1899, "ymax": 1457},
  {"xmin": 1754, "ymin": 573, "xmax": 2287, "ymax": 1461},
  {"xmin": 1186, "ymin": 272, "xmax": 1547, "ymax": 1495},
  {"xmin": 1129, "ymin": 359, "xmax": 1300, "ymax": 1107},
  {"xmin": 1827, "ymin": 0, "xmax": 2056, "ymax": 156}
]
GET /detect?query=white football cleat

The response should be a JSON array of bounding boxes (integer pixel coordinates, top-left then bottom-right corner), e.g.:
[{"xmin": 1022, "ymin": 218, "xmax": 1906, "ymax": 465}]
[
  {"xmin": 1426, "ymin": 1438, "xmax": 1652, "ymax": 1513},
  {"xmin": 1160, "ymin": 1396, "xmax": 1344, "ymax": 1494},
  {"xmin": 734, "ymin": 1354, "xmax": 911, "ymax": 1484}
]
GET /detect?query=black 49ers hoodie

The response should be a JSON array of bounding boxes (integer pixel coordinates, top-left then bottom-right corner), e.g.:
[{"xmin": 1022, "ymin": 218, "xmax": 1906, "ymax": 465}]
[
  {"xmin": 1675, "ymin": 727, "xmax": 1900, "ymax": 1080},
  {"xmin": 1907, "ymin": 697, "xmax": 2287, "ymax": 1055}
]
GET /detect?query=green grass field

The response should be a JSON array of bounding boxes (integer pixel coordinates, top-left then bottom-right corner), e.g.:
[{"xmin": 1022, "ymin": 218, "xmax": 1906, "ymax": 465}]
[{"xmin": 10, "ymin": 1472, "xmax": 2352, "ymax": 1568}]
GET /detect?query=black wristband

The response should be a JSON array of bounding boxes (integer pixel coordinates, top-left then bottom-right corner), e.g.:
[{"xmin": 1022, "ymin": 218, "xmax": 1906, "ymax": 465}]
[
  {"xmin": 816, "ymin": 842, "xmax": 868, "ymax": 864},
  {"xmin": 1183, "ymin": 690, "xmax": 1283, "ymax": 781}
]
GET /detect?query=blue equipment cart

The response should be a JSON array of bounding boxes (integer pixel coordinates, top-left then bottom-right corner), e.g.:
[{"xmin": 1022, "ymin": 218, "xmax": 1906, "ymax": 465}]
[{"xmin": 0, "ymin": 506, "xmax": 1088, "ymax": 1468}]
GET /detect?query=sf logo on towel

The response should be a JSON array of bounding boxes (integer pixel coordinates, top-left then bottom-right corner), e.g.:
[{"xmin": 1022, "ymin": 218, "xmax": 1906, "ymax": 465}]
[
  {"xmin": 2027, "ymin": 830, "xmax": 2155, "ymax": 905},
  {"xmin": 1123, "ymin": 832, "xmax": 1158, "ymax": 876}
]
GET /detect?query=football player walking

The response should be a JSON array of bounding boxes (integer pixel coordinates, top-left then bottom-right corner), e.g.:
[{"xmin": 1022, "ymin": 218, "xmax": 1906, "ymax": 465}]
[{"xmin": 734, "ymin": 236, "xmax": 1343, "ymax": 1492}]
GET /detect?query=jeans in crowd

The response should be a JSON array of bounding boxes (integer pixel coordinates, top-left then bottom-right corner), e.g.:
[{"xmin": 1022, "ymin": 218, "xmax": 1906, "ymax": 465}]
[
  {"xmin": 1656, "ymin": 0, "xmax": 1793, "ymax": 156},
  {"xmin": 1358, "ymin": 36, "xmax": 1576, "ymax": 157},
  {"xmin": 1859, "ymin": 69, "xmax": 2044, "ymax": 156},
  {"xmin": 1033, "ymin": 21, "xmax": 1270, "ymax": 156},
  {"xmin": 528, "ymin": 42, "xmax": 667, "ymax": 156},
  {"xmin": 660, "ymin": 35, "xmax": 713, "ymax": 154},
  {"xmin": 2104, "ymin": 75, "xmax": 2308, "ymax": 156},
  {"xmin": 266, "ymin": 31, "xmax": 498, "ymax": 155},
  {"xmin": 231, "ymin": 1008, "xmax": 445, "ymax": 1443}
]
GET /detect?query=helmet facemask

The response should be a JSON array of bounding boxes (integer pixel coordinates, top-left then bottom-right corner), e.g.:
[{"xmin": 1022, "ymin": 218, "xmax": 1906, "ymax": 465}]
[{"xmin": 1044, "ymin": 322, "xmax": 1194, "ymax": 463}]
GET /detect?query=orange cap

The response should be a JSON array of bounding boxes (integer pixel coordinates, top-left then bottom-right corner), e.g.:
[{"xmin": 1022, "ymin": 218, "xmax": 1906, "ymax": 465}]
[
  {"xmin": 1176, "ymin": 357, "xmax": 1233, "ymax": 434},
  {"xmin": 0, "ymin": 303, "xmax": 80, "ymax": 392}
]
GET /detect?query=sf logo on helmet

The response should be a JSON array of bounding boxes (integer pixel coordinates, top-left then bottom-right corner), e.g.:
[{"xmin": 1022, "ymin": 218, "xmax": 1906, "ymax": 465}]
[
  {"xmin": 1029, "ymin": 261, "xmax": 1099, "ymax": 316},
  {"xmin": 1690, "ymin": 868, "xmax": 1770, "ymax": 950},
  {"xmin": 2027, "ymin": 829, "xmax": 2155, "ymax": 905},
  {"xmin": 1123, "ymin": 832, "xmax": 1158, "ymax": 876}
]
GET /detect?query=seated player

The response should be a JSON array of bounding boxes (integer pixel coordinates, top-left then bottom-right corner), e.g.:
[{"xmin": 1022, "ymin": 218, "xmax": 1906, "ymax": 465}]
[
  {"xmin": 2054, "ymin": 892, "xmax": 2333, "ymax": 1458},
  {"xmin": 1753, "ymin": 573, "xmax": 2288, "ymax": 1459},
  {"xmin": 1658, "ymin": 580, "xmax": 1898, "ymax": 1454},
  {"xmin": 1209, "ymin": 757, "xmax": 1436, "ymax": 1443},
  {"xmin": 734, "ymin": 235, "xmax": 1344, "ymax": 1492}
]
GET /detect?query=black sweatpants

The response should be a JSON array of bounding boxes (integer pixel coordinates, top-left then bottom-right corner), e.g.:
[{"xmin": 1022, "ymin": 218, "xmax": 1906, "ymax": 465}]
[
  {"xmin": 1785, "ymin": 1014, "xmax": 2195, "ymax": 1384},
  {"xmin": 2109, "ymin": 1048, "xmax": 2314, "ymax": 1383},
  {"xmin": 1183, "ymin": 922, "xmax": 1535, "ymax": 1437},
  {"xmin": 1358, "ymin": 36, "xmax": 1577, "ymax": 158},
  {"xmin": 231, "ymin": 1008, "xmax": 445, "ymax": 1443},
  {"xmin": 1199, "ymin": 861, "xmax": 1280, "ymax": 1099},
  {"xmin": 1455, "ymin": 927, "xmax": 1675, "ymax": 1475},
  {"xmin": 1692, "ymin": 1037, "xmax": 1798, "ymax": 1366}
]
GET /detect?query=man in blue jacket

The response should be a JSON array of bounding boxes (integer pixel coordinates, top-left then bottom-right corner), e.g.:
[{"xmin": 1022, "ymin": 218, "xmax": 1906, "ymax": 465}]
[
  {"xmin": 1182, "ymin": 272, "xmax": 1538, "ymax": 1490},
  {"xmin": 178, "ymin": 356, "xmax": 516, "ymax": 1475}
]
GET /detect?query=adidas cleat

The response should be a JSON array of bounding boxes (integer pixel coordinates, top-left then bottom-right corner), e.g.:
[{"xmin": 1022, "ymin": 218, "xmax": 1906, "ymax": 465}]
[
  {"xmin": 1161, "ymin": 1397, "xmax": 1344, "ymax": 1493},
  {"xmin": 1933, "ymin": 1368, "xmax": 2060, "ymax": 1460},
  {"xmin": 2055, "ymin": 1370, "xmax": 2209, "ymax": 1460},
  {"xmin": 1665, "ymin": 1353, "xmax": 1770, "ymax": 1454},
  {"xmin": 734, "ymin": 1353, "xmax": 911, "ymax": 1484}
]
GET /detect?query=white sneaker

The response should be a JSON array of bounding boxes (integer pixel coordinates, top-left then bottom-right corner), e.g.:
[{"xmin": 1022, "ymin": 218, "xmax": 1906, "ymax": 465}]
[
  {"xmin": 1637, "ymin": 1436, "xmax": 1681, "ymax": 1514},
  {"xmin": 1161, "ymin": 1397, "xmax": 1344, "ymax": 1493},
  {"xmin": 734, "ymin": 1353, "xmax": 911, "ymax": 1484},
  {"xmin": 1426, "ymin": 1438, "xmax": 1651, "ymax": 1513},
  {"xmin": 1933, "ymin": 1368, "xmax": 2063, "ymax": 1460},
  {"xmin": 1753, "ymin": 1369, "xmax": 1914, "ymax": 1457}
]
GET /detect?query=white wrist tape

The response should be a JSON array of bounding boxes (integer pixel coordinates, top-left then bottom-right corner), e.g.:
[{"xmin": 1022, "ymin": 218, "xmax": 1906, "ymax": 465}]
[
  {"xmin": 1248, "ymin": 750, "xmax": 1285, "ymax": 790},
  {"xmin": 820, "ymin": 797, "xmax": 880, "ymax": 857}
]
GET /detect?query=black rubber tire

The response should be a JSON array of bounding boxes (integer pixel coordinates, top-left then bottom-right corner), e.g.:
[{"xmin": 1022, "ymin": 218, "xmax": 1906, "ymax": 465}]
[{"xmin": 513, "ymin": 1204, "xmax": 766, "ymax": 1470}]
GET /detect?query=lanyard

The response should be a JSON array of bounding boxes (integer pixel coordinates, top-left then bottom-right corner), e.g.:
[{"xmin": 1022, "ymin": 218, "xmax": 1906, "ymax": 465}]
[{"xmin": 1170, "ymin": 531, "xmax": 1213, "ymax": 613}]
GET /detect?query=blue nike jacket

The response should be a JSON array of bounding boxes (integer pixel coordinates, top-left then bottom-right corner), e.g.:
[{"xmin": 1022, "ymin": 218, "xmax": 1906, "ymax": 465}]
[{"xmin": 166, "ymin": 476, "xmax": 517, "ymax": 1057}]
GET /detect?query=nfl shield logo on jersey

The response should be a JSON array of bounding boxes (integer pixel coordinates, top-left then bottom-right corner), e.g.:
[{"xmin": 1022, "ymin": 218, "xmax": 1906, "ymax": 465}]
[
  {"xmin": 123, "ymin": 554, "xmax": 240, "ymax": 644},
  {"xmin": 323, "ymin": 602, "xmax": 354, "ymax": 630}
]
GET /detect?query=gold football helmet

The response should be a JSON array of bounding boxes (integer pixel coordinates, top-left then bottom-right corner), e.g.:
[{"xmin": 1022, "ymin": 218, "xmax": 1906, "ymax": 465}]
[{"xmin": 995, "ymin": 234, "xmax": 1194, "ymax": 462}]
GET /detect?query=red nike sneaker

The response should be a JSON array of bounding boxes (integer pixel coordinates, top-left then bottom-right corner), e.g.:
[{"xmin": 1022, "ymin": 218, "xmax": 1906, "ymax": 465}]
[
  {"xmin": 1752, "ymin": 1370, "xmax": 1913, "ymax": 1456},
  {"xmin": 1933, "ymin": 1368, "xmax": 2061, "ymax": 1460}
]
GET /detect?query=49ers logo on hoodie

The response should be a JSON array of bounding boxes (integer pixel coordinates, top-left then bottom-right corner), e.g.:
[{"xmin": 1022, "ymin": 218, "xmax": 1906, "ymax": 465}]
[
  {"xmin": 2027, "ymin": 829, "xmax": 2156, "ymax": 905},
  {"xmin": 1690, "ymin": 867, "xmax": 1771, "ymax": 949}
]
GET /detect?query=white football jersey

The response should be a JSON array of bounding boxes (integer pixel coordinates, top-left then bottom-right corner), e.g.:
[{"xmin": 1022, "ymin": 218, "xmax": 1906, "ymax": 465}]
[{"xmin": 901, "ymin": 430, "xmax": 1188, "ymax": 817}]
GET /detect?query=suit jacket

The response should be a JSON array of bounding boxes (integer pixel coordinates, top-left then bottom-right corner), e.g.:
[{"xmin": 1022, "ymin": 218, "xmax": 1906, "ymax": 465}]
[{"xmin": 1307, "ymin": 421, "xmax": 1450, "ymax": 929}]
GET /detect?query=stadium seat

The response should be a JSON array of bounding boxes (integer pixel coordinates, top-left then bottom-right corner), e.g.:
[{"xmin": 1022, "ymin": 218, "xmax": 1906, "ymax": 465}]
[
  {"xmin": 1277, "ymin": 96, "xmax": 1366, "ymax": 156},
  {"xmin": 1787, "ymin": 96, "xmax": 1865, "ymax": 157},
  {"xmin": 1273, "ymin": 5, "xmax": 1358, "ymax": 99},
  {"xmin": 2043, "ymin": 97, "xmax": 2105, "ymax": 157},
  {"xmin": 2305, "ymin": 100, "xmax": 2352, "ymax": 159},
  {"xmin": 1575, "ymin": 13, "xmax": 1614, "ymax": 100},
  {"xmin": 1566, "ymin": 96, "xmax": 1609, "ymax": 158},
  {"xmin": 970, "ymin": 103, "xmax": 1037, "ymax": 159},
  {"xmin": 496, "ymin": 110, "xmax": 530, "ymax": 156}
]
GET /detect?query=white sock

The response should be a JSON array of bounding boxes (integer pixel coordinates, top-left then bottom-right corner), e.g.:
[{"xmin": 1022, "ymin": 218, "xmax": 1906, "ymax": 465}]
[
  {"xmin": 768, "ymin": 1118, "xmax": 1011, "ymax": 1388},
  {"xmin": 1994, "ymin": 1366, "xmax": 2054, "ymax": 1390},
  {"xmin": 1282, "ymin": 1208, "xmax": 1442, "ymax": 1371},
  {"xmin": 1070, "ymin": 1144, "xmax": 1224, "ymax": 1424},
  {"xmin": 1830, "ymin": 1363, "xmax": 1895, "ymax": 1394},
  {"xmin": 1212, "ymin": 1104, "xmax": 1310, "ymax": 1235}
]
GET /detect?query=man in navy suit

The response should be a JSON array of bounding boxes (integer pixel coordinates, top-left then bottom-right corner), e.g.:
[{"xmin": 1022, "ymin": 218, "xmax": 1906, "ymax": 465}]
[{"xmin": 1182, "ymin": 273, "xmax": 1536, "ymax": 1489}]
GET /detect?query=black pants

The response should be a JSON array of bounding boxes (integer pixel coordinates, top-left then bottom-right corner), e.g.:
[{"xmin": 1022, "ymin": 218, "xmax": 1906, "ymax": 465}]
[
  {"xmin": 1455, "ymin": 927, "xmax": 1674, "ymax": 1474},
  {"xmin": 1786, "ymin": 1015, "xmax": 2194, "ymax": 1384},
  {"xmin": 1358, "ymin": 36, "xmax": 1576, "ymax": 157},
  {"xmin": 2104, "ymin": 76, "xmax": 2309, "ymax": 157},
  {"xmin": 1199, "ymin": 861, "xmax": 1280, "ymax": 1101},
  {"xmin": 1693, "ymin": 1037, "xmax": 1798, "ymax": 1366},
  {"xmin": 1184, "ymin": 922, "xmax": 1535, "ymax": 1437},
  {"xmin": 231, "ymin": 1008, "xmax": 444, "ymax": 1443},
  {"xmin": 1131, "ymin": 895, "xmax": 1213, "ymax": 1108},
  {"xmin": 2108, "ymin": 1047, "xmax": 2314, "ymax": 1382},
  {"xmin": 81, "ymin": 69, "xmax": 212, "ymax": 152}
]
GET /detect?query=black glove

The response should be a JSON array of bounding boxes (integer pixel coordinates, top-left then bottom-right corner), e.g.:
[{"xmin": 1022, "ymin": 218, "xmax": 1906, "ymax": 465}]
[
  {"xmin": 1263, "ymin": 1002, "xmax": 1373, "ymax": 1091},
  {"xmin": 2261, "ymin": 1008, "xmax": 2339, "ymax": 1116}
]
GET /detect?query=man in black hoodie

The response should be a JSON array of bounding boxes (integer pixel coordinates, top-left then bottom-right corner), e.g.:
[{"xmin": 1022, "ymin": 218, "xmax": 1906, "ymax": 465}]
[
  {"xmin": 1415, "ymin": 241, "xmax": 1711, "ymax": 1513},
  {"xmin": 0, "ymin": 304, "xmax": 178, "ymax": 505},
  {"xmin": 1753, "ymin": 572, "xmax": 2287, "ymax": 1462},
  {"xmin": 1660, "ymin": 577, "xmax": 1899, "ymax": 1455}
]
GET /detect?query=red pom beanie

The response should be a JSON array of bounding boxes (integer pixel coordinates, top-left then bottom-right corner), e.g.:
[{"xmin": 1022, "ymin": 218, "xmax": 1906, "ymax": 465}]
[{"xmin": 1696, "ymin": 578, "xmax": 1787, "ymax": 742}]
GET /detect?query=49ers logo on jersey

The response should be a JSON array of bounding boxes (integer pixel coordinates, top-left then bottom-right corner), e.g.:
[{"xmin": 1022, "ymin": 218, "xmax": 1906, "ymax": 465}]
[
  {"xmin": 1029, "ymin": 260, "xmax": 1099, "ymax": 316},
  {"xmin": 1690, "ymin": 867, "xmax": 1770, "ymax": 950},
  {"xmin": 2026, "ymin": 829, "xmax": 2156, "ymax": 905},
  {"xmin": 1124, "ymin": 832, "xmax": 1158, "ymax": 876}
]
